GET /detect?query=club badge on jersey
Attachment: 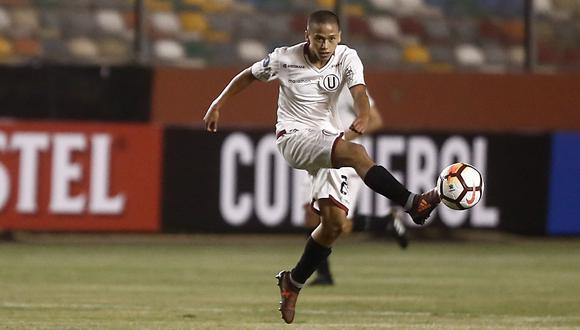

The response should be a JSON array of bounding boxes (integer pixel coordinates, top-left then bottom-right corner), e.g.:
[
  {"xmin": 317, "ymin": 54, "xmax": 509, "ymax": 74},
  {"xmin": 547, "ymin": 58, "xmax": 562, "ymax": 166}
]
[{"xmin": 320, "ymin": 74, "xmax": 340, "ymax": 92}]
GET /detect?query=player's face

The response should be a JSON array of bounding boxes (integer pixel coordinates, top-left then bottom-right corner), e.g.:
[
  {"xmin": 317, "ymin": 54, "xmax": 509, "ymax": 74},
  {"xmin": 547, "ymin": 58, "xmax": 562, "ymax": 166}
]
[{"xmin": 305, "ymin": 22, "xmax": 341, "ymax": 64}]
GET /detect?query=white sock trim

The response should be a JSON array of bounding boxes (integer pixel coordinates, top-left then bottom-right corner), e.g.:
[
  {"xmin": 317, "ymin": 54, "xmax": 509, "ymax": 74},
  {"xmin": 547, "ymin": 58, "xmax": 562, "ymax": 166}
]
[{"xmin": 289, "ymin": 273, "xmax": 304, "ymax": 289}]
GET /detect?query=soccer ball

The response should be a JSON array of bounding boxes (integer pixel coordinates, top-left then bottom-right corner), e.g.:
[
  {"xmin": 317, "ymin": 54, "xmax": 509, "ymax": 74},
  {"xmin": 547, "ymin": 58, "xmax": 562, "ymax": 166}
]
[{"xmin": 437, "ymin": 162, "xmax": 484, "ymax": 210}]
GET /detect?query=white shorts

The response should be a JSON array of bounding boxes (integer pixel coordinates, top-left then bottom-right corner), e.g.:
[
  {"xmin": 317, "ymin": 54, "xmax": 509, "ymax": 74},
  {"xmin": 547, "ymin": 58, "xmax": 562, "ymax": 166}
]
[
  {"xmin": 276, "ymin": 128, "xmax": 362, "ymax": 215},
  {"xmin": 301, "ymin": 167, "xmax": 363, "ymax": 217},
  {"xmin": 276, "ymin": 128, "xmax": 343, "ymax": 174}
]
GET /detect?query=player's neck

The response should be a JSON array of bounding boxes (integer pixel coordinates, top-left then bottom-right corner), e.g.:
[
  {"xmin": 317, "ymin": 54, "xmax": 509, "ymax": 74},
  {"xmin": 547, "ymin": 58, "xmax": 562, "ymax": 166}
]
[{"xmin": 306, "ymin": 47, "xmax": 330, "ymax": 69}]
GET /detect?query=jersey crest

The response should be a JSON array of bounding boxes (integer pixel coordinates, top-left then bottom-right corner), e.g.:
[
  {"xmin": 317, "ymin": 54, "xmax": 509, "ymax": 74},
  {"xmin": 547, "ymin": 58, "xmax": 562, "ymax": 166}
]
[{"xmin": 320, "ymin": 74, "xmax": 340, "ymax": 92}]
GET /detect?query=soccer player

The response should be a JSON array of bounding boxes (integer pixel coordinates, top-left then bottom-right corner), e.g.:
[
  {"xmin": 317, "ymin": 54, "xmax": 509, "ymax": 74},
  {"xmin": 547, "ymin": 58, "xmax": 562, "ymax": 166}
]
[
  {"xmin": 302, "ymin": 87, "xmax": 409, "ymax": 286},
  {"xmin": 203, "ymin": 10, "xmax": 440, "ymax": 324}
]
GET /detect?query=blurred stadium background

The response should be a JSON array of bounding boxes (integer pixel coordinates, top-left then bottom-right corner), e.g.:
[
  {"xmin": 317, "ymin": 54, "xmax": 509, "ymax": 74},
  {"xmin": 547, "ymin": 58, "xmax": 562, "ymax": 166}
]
[
  {"xmin": 0, "ymin": 0, "xmax": 578, "ymax": 71},
  {"xmin": 0, "ymin": 0, "xmax": 579, "ymax": 328}
]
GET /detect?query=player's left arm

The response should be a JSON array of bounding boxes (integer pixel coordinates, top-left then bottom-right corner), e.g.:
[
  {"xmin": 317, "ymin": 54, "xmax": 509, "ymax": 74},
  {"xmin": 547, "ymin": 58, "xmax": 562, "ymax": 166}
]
[
  {"xmin": 364, "ymin": 97, "xmax": 383, "ymax": 134},
  {"xmin": 348, "ymin": 84, "xmax": 370, "ymax": 135}
]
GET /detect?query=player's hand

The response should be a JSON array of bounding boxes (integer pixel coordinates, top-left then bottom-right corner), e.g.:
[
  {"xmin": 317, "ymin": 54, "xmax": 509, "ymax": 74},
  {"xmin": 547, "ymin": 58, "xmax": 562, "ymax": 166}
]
[
  {"xmin": 349, "ymin": 115, "xmax": 369, "ymax": 135},
  {"xmin": 203, "ymin": 103, "xmax": 220, "ymax": 132}
]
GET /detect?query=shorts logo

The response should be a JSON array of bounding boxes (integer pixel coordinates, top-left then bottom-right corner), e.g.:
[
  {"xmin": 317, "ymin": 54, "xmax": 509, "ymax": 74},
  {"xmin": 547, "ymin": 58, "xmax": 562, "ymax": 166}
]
[
  {"xmin": 321, "ymin": 74, "xmax": 340, "ymax": 91},
  {"xmin": 340, "ymin": 175, "xmax": 348, "ymax": 195}
]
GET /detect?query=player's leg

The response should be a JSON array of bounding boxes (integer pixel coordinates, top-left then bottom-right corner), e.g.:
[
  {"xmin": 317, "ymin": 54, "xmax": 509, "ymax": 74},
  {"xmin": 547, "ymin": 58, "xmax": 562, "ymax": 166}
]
[
  {"xmin": 278, "ymin": 201, "xmax": 345, "ymax": 323},
  {"xmin": 331, "ymin": 138, "xmax": 440, "ymax": 224},
  {"xmin": 303, "ymin": 204, "xmax": 334, "ymax": 286}
]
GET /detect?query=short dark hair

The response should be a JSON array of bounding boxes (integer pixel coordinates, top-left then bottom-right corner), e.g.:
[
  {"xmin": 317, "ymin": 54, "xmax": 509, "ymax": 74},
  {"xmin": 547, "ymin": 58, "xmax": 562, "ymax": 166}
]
[{"xmin": 307, "ymin": 10, "xmax": 340, "ymax": 30}]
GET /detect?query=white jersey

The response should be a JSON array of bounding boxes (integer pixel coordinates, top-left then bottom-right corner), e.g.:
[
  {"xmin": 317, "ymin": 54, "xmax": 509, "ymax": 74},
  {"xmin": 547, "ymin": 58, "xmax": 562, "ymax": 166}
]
[{"xmin": 251, "ymin": 42, "xmax": 366, "ymax": 133}]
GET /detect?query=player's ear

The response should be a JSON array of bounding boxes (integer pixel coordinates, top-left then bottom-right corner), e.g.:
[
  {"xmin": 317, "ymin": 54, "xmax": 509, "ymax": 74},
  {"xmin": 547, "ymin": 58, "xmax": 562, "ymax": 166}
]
[
  {"xmin": 337, "ymin": 31, "xmax": 342, "ymax": 44},
  {"xmin": 304, "ymin": 30, "xmax": 309, "ymax": 43}
]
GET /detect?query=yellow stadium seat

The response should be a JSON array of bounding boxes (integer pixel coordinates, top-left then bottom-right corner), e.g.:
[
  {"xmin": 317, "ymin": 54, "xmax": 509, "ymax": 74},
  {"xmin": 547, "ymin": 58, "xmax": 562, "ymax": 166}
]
[
  {"xmin": 0, "ymin": 37, "xmax": 13, "ymax": 58},
  {"xmin": 180, "ymin": 12, "xmax": 208, "ymax": 32},
  {"xmin": 403, "ymin": 44, "xmax": 430, "ymax": 64},
  {"xmin": 344, "ymin": 4, "xmax": 365, "ymax": 17},
  {"xmin": 317, "ymin": 0, "xmax": 335, "ymax": 9}
]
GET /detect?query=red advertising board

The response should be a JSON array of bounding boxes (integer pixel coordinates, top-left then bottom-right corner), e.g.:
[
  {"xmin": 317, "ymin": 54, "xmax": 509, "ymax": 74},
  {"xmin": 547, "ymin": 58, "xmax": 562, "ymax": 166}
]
[{"xmin": 0, "ymin": 121, "xmax": 162, "ymax": 232}]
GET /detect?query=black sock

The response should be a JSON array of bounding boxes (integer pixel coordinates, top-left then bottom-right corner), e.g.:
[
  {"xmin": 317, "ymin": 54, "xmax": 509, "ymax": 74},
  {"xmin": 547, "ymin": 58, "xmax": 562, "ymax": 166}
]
[
  {"xmin": 363, "ymin": 165, "xmax": 411, "ymax": 207},
  {"xmin": 316, "ymin": 257, "xmax": 332, "ymax": 278},
  {"xmin": 291, "ymin": 237, "xmax": 332, "ymax": 284}
]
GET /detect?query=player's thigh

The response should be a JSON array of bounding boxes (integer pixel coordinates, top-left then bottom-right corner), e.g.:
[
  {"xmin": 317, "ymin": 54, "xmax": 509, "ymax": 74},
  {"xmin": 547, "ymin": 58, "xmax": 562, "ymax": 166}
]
[{"xmin": 332, "ymin": 139, "xmax": 374, "ymax": 170}]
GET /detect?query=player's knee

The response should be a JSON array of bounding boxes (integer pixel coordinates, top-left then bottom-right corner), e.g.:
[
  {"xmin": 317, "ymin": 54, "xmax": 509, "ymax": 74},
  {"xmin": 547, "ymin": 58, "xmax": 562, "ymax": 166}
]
[
  {"xmin": 335, "ymin": 141, "xmax": 368, "ymax": 167},
  {"xmin": 350, "ymin": 143, "xmax": 368, "ymax": 160},
  {"xmin": 325, "ymin": 219, "xmax": 344, "ymax": 239}
]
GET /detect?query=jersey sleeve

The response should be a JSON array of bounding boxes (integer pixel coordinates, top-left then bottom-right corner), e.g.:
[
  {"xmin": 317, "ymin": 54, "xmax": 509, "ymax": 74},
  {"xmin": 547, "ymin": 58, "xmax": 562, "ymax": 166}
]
[
  {"xmin": 251, "ymin": 48, "xmax": 282, "ymax": 82},
  {"xmin": 343, "ymin": 49, "xmax": 366, "ymax": 88}
]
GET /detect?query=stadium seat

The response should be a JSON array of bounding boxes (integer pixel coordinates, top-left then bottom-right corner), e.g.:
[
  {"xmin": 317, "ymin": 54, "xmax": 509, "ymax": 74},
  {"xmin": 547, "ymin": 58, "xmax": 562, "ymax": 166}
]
[
  {"xmin": 10, "ymin": 7, "xmax": 39, "ymax": 37},
  {"xmin": 368, "ymin": 15, "xmax": 400, "ymax": 40},
  {"xmin": 398, "ymin": 16, "xmax": 426, "ymax": 39},
  {"xmin": 534, "ymin": 0, "xmax": 554, "ymax": 16},
  {"xmin": 98, "ymin": 37, "xmax": 131, "ymax": 62},
  {"xmin": 403, "ymin": 42, "xmax": 431, "ymax": 64},
  {"xmin": 179, "ymin": 11, "xmax": 208, "ymax": 33},
  {"xmin": 0, "ymin": 7, "xmax": 11, "ymax": 31},
  {"xmin": 478, "ymin": 18, "xmax": 503, "ymax": 42},
  {"xmin": 507, "ymin": 45, "xmax": 524, "ymax": 66},
  {"xmin": 237, "ymin": 38, "xmax": 267, "ymax": 63},
  {"xmin": 153, "ymin": 38, "xmax": 185, "ymax": 61},
  {"xmin": 498, "ymin": 19, "xmax": 524, "ymax": 45},
  {"xmin": 95, "ymin": 9, "xmax": 126, "ymax": 35},
  {"xmin": 151, "ymin": 11, "xmax": 181, "ymax": 36},
  {"xmin": 13, "ymin": 37, "xmax": 42, "ymax": 58},
  {"xmin": 481, "ymin": 42, "xmax": 508, "ymax": 68},
  {"xmin": 67, "ymin": 36, "xmax": 99, "ymax": 61},
  {"xmin": 0, "ymin": 36, "xmax": 13, "ymax": 58},
  {"xmin": 396, "ymin": 0, "xmax": 429, "ymax": 16},
  {"xmin": 455, "ymin": 43, "xmax": 485, "ymax": 67},
  {"xmin": 343, "ymin": 3, "xmax": 366, "ymax": 17},
  {"xmin": 317, "ymin": 0, "xmax": 336, "ymax": 9}
]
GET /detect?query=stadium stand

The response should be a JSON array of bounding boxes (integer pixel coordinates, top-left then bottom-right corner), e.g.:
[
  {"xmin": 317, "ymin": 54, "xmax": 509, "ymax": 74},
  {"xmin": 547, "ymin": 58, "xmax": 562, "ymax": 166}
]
[{"xmin": 0, "ymin": 0, "xmax": 576, "ymax": 71}]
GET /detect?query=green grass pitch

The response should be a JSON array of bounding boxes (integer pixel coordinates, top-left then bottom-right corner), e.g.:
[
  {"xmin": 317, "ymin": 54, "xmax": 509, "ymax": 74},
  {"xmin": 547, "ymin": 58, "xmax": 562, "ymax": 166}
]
[{"xmin": 0, "ymin": 233, "xmax": 579, "ymax": 329}]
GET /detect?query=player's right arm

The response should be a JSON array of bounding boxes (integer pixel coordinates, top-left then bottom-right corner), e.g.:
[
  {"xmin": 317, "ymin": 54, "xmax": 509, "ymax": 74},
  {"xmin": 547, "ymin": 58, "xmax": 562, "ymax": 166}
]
[
  {"xmin": 204, "ymin": 67, "xmax": 257, "ymax": 132},
  {"xmin": 204, "ymin": 50, "xmax": 281, "ymax": 132}
]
